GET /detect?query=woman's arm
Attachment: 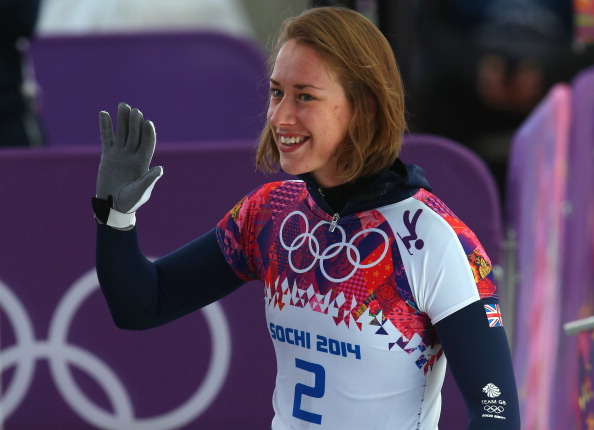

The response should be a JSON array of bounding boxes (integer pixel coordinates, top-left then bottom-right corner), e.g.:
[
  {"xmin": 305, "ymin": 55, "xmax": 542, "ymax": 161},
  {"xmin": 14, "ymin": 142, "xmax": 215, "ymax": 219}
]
[
  {"xmin": 96, "ymin": 225, "xmax": 245, "ymax": 330},
  {"xmin": 93, "ymin": 103, "xmax": 245, "ymax": 330},
  {"xmin": 434, "ymin": 299, "xmax": 521, "ymax": 429}
]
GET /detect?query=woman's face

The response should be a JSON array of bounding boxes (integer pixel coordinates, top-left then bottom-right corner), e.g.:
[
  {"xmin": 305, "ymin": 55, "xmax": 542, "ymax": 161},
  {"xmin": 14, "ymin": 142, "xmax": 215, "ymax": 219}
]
[{"xmin": 267, "ymin": 39, "xmax": 353, "ymax": 188}]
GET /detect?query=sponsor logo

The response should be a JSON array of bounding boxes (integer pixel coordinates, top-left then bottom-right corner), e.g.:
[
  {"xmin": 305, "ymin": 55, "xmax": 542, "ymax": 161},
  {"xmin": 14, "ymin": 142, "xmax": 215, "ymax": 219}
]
[
  {"xmin": 484, "ymin": 405, "xmax": 505, "ymax": 414},
  {"xmin": 483, "ymin": 383, "xmax": 501, "ymax": 398},
  {"xmin": 397, "ymin": 209, "xmax": 424, "ymax": 255}
]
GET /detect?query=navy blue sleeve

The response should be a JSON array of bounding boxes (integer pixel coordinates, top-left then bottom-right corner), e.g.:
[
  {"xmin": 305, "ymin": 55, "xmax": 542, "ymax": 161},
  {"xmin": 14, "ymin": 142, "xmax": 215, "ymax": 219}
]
[
  {"xmin": 96, "ymin": 224, "xmax": 245, "ymax": 330},
  {"xmin": 434, "ymin": 299, "xmax": 521, "ymax": 429}
]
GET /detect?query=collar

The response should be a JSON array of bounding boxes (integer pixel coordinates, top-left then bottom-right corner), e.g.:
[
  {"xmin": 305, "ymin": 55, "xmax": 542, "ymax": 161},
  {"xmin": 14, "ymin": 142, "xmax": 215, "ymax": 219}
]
[{"xmin": 297, "ymin": 159, "xmax": 431, "ymax": 216}]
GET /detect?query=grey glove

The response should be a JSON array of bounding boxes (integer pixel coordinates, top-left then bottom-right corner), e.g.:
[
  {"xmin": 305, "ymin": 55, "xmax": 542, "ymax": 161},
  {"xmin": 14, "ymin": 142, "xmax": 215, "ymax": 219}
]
[{"xmin": 94, "ymin": 102, "xmax": 163, "ymax": 229}]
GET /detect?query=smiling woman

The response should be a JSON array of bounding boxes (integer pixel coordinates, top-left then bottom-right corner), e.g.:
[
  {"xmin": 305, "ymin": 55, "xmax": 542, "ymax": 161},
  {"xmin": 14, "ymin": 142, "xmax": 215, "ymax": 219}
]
[
  {"xmin": 256, "ymin": 6, "xmax": 406, "ymax": 185},
  {"xmin": 266, "ymin": 40, "xmax": 353, "ymax": 187},
  {"xmin": 93, "ymin": 6, "xmax": 520, "ymax": 430}
]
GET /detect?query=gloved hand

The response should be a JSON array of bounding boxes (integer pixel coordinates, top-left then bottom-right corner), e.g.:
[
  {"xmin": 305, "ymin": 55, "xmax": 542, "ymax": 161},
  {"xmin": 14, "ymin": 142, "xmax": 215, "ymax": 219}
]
[{"xmin": 93, "ymin": 102, "xmax": 163, "ymax": 230}]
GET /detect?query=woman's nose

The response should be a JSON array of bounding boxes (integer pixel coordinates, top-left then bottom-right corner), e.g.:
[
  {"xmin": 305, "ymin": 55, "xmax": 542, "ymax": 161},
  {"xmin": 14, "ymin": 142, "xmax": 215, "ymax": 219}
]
[{"xmin": 268, "ymin": 97, "xmax": 297, "ymax": 127}]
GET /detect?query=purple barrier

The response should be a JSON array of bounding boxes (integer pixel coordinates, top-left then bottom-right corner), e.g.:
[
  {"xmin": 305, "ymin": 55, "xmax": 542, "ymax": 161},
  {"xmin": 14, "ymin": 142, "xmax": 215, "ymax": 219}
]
[
  {"xmin": 28, "ymin": 31, "xmax": 268, "ymax": 146},
  {"xmin": 506, "ymin": 84, "xmax": 572, "ymax": 429},
  {"xmin": 401, "ymin": 134, "xmax": 504, "ymax": 430},
  {"xmin": 1, "ymin": 135, "xmax": 503, "ymax": 429},
  {"xmin": 554, "ymin": 66, "xmax": 594, "ymax": 430},
  {"xmin": 0, "ymin": 142, "xmax": 287, "ymax": 429},
  {"xmin": 576, "ymin": 330, "xmax": 594, "ymax": 429}
]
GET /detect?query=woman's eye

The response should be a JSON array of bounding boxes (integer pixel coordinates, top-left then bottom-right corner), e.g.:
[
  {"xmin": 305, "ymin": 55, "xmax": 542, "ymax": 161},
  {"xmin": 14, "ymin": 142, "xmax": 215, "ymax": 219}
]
[
  {"xmin": 270, "ymin": 88, "xmax": 282, "ymax": 98},
  {"xmin": 299, "ymin": 94, "xmax": 314, "ymax": 101}
]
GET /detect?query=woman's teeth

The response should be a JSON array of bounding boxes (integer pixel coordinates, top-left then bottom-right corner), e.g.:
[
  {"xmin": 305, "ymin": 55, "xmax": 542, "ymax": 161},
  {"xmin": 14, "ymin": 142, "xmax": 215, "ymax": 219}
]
[{"xmin": 280, "ymin": 136, "xmax": 306, "ymax": 145}]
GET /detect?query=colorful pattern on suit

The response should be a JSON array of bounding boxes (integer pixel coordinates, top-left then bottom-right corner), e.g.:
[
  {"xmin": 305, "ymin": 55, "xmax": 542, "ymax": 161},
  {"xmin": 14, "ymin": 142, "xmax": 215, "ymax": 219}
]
[{"xmin": 216, "ymin": 181, "xmax": 498, "ymax": 429}]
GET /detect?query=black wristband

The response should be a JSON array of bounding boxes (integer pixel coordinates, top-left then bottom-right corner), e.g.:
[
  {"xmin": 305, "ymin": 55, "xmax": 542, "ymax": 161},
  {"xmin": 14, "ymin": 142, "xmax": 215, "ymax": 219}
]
[{"xmin": 92, "ymin": 197, "xmax": 111, "ymax": 224}]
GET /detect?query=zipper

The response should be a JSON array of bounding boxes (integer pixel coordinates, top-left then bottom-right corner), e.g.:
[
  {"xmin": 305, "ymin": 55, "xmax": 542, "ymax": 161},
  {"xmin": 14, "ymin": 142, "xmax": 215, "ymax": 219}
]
[
  {"xmin": 329, "ymin": 213, "xmax": 340, "ymax": 232},
  {"xmin": 318, "ymin": 187, "xmax": 341, "ymax": 232}
]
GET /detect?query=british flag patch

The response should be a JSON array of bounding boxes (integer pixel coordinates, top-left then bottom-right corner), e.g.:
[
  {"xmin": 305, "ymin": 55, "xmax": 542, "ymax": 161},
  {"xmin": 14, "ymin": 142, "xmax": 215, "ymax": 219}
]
[{"xmin": 484, "ymin": 304, "xmax": 503, "ymax": 327}]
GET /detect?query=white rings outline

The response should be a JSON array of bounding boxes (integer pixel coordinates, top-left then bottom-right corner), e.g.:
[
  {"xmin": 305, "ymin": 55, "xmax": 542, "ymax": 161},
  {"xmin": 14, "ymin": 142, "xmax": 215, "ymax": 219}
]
[
  {"xmin": 279, "ymin": 210, "xmax": 390, "ymax": 282},
  {"xmin": 0, "ymin": 268, "xmax": 231, "ymax": 430},
  {"xmin": 484, "ymin": 405, "xmax": 505, "ymax": 414}
]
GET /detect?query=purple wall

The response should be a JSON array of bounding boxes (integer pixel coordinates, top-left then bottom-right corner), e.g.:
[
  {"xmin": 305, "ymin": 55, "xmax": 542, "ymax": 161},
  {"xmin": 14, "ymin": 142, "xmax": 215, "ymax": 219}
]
[
  {"xmin": 0, "ymin": 142, "xmax": 281, "ymax": 429},
  {"xmin": 28, "ymin": 31, "xmax": 269, "ymax": 147}
]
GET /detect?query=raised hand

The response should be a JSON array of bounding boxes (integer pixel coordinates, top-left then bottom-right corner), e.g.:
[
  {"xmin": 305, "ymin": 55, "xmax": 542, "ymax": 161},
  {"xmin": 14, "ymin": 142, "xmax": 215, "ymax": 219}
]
[{"xmin": 94, "ymin": 103, "xmax": 163, "ymax": 229}]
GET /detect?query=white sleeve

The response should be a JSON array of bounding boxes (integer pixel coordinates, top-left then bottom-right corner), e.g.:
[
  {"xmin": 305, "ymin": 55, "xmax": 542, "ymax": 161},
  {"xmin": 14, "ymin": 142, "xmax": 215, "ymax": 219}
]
[{"xmin": 382, "ymin": 199, "xmax": 482, "ymax": 324}]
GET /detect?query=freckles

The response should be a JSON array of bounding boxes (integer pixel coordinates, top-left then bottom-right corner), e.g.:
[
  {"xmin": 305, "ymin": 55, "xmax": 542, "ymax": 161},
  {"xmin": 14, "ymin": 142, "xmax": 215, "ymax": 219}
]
[
  {"xmin": 332, "ymin": 102, "xmax": 349, "ymax": 118},
  {"xmin": 331, "ymin": 105, "xmax": 343, "ymax": 122}
]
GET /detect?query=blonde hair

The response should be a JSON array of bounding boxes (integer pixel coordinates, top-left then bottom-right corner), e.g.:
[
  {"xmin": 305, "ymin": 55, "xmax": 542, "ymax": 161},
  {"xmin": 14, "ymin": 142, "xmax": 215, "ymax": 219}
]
[{"xmin": 255, "ymin": 6, "xmax": 407, "ymax": 182}]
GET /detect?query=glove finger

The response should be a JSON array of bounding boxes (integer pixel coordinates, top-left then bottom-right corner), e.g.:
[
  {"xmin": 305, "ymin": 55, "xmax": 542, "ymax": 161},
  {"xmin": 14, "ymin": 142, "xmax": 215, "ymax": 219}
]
[
  {"xmin": 99, "ymin": 110, "xmax": 115, "ymax": 149},
  {"xmin": 137, "ymin": 120, "xmax": 156, "ymax": 161},
  {"xmin": 126, "ymin": 108, "xmax": 144, "ymax": 152},
  {"xmin": 118, "ymin": 166, "xmax": 163, "ymax": 213},
  {"xmin": 116, "ymin": 102, "xmax": 131, "ymax": 148}
]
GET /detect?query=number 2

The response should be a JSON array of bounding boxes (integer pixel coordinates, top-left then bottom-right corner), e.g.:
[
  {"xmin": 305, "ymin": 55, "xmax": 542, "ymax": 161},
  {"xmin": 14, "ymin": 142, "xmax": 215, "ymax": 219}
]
[{"xmin": 292, "ymin": 359, "xmax": 325, "ymax": 424}]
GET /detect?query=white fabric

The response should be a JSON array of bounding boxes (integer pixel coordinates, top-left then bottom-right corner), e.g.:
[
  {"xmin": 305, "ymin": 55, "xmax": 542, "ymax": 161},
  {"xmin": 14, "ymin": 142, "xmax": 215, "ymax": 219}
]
[
  {"xmin": 266, "ymin": 197, "xmax": 479, "ymax": 429},
  {"xmin": 128, "ymin": 167, "xmax": 163, "ymax": 214},
  {"xmin": 381, "ymin": 199, "xmax": 481, "ymax": 324},
  {"xmin": 106, "ymin": 208, "xmax": 136, "ymax": 229},
  {"xmin": 37, "ymin": 0, "xmax": 254, "ymax": 37},
  {"xmin": 217, "ymin": 181, "xmax": 497, "ymax": 429}
]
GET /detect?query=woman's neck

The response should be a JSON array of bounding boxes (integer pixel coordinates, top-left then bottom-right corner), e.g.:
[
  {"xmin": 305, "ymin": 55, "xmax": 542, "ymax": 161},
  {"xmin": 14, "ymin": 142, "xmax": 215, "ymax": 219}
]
[{"xmin": 317, "ymin": 174, "xmax": 380, "ymax": 213}]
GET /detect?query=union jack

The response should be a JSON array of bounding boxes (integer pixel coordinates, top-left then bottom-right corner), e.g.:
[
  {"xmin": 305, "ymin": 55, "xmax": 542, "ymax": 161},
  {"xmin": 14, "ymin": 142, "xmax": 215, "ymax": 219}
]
[{"xmin": 484, "ymin": 304, "xmax": 503, "ymax": 328}]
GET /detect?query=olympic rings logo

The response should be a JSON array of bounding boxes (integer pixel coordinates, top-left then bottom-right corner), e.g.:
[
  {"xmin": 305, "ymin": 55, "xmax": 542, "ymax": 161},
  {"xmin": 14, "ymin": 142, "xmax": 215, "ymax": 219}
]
[
  {"xmin": 0, "ymin": 268, "xmax": 231, "ymax": 429},
  {"xmin": 484, "ymin": 405, "xmax": 505, "ymax": 414},
  {"xmin": 279, "ymin": 210, "xmax": 390, "ymax": 283}
]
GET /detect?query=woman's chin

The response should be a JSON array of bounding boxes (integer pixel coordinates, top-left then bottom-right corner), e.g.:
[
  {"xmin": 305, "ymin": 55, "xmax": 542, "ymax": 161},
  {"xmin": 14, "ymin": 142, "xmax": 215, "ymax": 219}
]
[{"xmin": 279, "ymin": 163, "xmax": 306, "ymax": 177}]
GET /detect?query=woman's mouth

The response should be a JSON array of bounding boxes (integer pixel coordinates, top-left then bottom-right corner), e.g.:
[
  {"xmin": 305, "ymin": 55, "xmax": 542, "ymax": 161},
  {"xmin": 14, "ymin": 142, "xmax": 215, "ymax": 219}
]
[{"xmin": 279, "ymin": 135, "xmax": 308, "ymax": 146}]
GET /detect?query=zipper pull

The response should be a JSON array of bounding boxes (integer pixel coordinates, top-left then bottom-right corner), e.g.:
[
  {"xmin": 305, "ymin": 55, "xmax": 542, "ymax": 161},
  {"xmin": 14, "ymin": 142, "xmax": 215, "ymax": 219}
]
[{"xmin": 329, "ymin": 213, "xmax": 340, "ymax": 232}]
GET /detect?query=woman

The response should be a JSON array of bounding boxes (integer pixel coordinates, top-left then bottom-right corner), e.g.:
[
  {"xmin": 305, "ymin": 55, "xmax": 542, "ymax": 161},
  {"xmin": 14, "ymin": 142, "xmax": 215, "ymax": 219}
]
[{"xmin": 93, "ymin": 7, "xmax": 520, "ymax": 429}]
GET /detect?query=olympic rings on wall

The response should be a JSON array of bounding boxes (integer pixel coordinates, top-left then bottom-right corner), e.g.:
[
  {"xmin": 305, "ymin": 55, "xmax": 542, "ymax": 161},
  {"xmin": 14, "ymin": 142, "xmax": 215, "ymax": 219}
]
[{"xmin": 0, "ymin": 269, "xmax": 231, "ymax": 429}]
